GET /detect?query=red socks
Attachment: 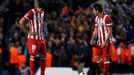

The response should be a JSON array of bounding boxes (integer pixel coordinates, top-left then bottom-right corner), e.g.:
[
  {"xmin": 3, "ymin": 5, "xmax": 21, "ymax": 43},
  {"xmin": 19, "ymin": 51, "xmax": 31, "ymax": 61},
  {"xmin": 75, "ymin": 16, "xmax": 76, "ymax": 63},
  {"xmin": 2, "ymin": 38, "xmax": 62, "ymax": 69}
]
[
  {"xmin": 102, "ymin": 62, "xmax": 110, "ymax": 75},
  {"xmin": 29, "ymin": 55, "xmax": 46, "ymax": 75},
  {"xmin": 98, "ymin": 60, "xmax": 110, "ymax": 75},
  {"xmin": 40, "ymin": 59, "xmax": 46, "ymax": 75},
  {"xmin": 29, "ymin": 60, "xmax": 35, "ymax": 75},
  {"xmin": 98, "ymin": 60, "xmax": 104, "ymax": 71}
]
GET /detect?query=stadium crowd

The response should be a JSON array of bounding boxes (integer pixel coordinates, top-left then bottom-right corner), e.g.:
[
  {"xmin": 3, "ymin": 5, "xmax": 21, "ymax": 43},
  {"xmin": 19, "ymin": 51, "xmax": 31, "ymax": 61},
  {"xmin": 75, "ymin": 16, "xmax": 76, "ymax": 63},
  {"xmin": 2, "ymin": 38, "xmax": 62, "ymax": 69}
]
[{"xmin": 0, "ymin": 0, "xmax": 134, "ymax": 75}]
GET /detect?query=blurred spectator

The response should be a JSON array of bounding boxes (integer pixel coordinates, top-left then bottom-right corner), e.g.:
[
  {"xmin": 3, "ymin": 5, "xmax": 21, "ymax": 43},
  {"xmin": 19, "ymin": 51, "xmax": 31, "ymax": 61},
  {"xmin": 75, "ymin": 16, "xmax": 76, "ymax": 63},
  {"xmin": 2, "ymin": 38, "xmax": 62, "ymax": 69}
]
[
  {"xmin": 123, "ymin": 19, "xmax": 134, "ymax": 41},
  {"xmin": 117, "ymin": 41, "xmax": 132, "ymax": 71},
  {"xmin": 46, "ymin": 49, "xmax": 52, "ymax": 67},
  {"xmin": 0, "ymin": 48, "xmax": 2, "ymax": 74},
  {"xmin": 89, "ymin": 46, "xmax": 100, "ymax": 75},
  {"xmin": 129, "ymin": 42, "xmax": 134, "ymax": 70},
  {"xmin": 59, "ymin": 46, "xmax": 68, "ymax": 67},
  {"xmin": 9, "ymin": 43, "xmax": 19, "ymax": 75},
  {"xmin": 17, "ymin": 52, "xmax": 26, "ymax": 71},
  {"xmin": 72, "ymin": 41, "xmax": 85, "ymax": 74},
  {"xmin": 20, "ymin": 64, "xmax": 29, "ymax": 75},
  {"xmin": 115, "ymin": 25, "xmax": 126, "ymax": 45},
  {"xmin": 110, "ymin": 43, "xmax": 118, "ymax": 72},
  {"xmin": 60, "ymin": 4, "xmax": 69, "ymax": 17}
]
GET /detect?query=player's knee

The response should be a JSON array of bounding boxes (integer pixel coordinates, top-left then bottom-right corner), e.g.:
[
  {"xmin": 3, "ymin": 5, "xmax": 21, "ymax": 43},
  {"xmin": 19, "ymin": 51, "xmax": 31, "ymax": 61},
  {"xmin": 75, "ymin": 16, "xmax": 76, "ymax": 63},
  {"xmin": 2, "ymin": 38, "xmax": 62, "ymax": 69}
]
[
  {"xmin": 30, "ymin": 55, "xmax": 35, "ymax": 61},
  {"xmin": 40, "ymin": 54, "xmax": 46, "ymax": 60},
  {"xmin": 95, "ymin": 56, "xmax": 101, "ymax": 63},
  {"xmin": 95, "ymin": 56, "xmax": 99, "ymax": 60},
  {"xmin": 104, "ymin": 57, "xmax": 110, "ymax": 64}
]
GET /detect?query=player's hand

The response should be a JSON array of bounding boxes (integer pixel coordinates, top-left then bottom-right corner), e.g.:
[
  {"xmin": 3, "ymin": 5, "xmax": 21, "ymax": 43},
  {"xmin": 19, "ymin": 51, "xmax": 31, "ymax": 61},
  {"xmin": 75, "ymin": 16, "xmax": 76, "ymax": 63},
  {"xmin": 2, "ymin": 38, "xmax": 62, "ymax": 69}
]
[
  {"xmin": 101, "ymin": 42, "xmax": 106, "ymax": 48},
  {"xmin": 90, "ymin": 40, "xmax": 94, "ymax": 45},
  {"xmin": 28, "ymin": 30, "xmax": 37, "ymax": 36}
]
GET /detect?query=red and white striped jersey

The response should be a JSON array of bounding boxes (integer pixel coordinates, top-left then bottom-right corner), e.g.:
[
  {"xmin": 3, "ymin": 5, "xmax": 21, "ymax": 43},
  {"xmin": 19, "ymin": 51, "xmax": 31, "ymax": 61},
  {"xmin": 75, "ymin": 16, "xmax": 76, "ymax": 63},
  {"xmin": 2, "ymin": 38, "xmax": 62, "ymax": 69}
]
[
  {"xmin": 94, "ymin": 13, "xmax": 112, "ymax": 46},
  {"xmin": 23, "ymin": 8, "xmax": 44, "ymax": 40}
]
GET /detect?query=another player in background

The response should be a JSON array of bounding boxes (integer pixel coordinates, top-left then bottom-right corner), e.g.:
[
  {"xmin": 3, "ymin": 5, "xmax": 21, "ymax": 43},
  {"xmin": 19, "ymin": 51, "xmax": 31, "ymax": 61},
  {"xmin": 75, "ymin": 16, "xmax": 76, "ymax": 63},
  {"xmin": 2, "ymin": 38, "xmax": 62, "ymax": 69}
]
[
  {"xmin": 90, "ymin": 3, "xmax": 113, "ymax": 75},
  {"xmin": 19, "ymin": 2, "xmax": 46, "ymax": 75}
]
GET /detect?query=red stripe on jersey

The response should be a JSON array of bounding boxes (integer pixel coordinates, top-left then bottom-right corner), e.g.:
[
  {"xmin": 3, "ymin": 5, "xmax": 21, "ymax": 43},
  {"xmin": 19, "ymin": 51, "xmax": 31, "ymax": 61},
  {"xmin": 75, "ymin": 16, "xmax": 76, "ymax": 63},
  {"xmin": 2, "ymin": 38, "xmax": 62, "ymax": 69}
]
[
  {"xmin": 32, "ymin": 9, "xmax": 36, "ymax": 33},
  {"xmin": 99, "ymin": 29, "xmax": 102, "ymax": 45},
  {"xmin": 102, "ymin": 25, "xmax": 105, "ymax": 42},
  {"xmin": 24, "ymin": 16, "xmax": 28, "ymax": 20}
]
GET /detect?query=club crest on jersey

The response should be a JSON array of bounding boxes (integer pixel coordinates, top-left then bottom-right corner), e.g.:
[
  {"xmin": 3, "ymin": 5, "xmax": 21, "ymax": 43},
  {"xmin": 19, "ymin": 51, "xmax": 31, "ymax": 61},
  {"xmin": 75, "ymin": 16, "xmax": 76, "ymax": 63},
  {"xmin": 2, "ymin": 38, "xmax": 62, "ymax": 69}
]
[
  {"xmin": 98, "ymin": 18, "xmax": 104, "ymax": 26},
  {"xmin": 32, "ymin": 45, "xmax": 36, "ymax": 52},
  {"xmin": 35, "ymin": 17, "xmax": 43, "ymax": 20}
]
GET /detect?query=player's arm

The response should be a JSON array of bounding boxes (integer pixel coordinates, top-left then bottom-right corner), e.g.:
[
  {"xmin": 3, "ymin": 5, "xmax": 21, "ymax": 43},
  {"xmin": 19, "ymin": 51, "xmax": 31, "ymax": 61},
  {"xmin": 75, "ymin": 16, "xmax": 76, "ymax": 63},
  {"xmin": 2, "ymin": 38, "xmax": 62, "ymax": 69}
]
[
  {"xmin": 19, "ymin": 17, "xmax": 29, "ymax": 33},
  {"xmin": 19, "ymin": 9, "xmax": 33, "ymax": 33},
  {"xmin": 105, "ymin": 26, "xmax": 112, "ymax": 43},
  {"xmin": 105, "ymin": 15, "xmax": 113, "ymax": 44},
  {"xmin": 101, "ymin": 15, "xmax": 112, "ymax": 48},
  {"xmin": 90, "ymin": 27, "xmax": 98, "ymax": 45}
]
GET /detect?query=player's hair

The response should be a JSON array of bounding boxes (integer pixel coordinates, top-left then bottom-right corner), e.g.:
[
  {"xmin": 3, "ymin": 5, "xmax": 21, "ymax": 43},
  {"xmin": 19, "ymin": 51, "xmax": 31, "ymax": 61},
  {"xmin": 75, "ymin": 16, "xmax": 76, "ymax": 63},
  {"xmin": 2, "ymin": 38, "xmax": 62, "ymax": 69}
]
[
  {"xmin": 38, "ymin": 2, "xmax": 46, "ymax": 11},
  {"xmin": 93, "ymin": 3, "xmax": 103, "ymax": 12}
]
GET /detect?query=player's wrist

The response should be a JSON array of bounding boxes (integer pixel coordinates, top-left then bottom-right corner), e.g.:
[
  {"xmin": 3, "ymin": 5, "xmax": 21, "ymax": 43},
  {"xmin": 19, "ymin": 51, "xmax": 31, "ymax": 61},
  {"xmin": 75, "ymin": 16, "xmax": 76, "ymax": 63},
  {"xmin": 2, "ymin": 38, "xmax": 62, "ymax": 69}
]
[{"xmin": 23, "ymin": 29, "xmax": 29, "ymax": 33}]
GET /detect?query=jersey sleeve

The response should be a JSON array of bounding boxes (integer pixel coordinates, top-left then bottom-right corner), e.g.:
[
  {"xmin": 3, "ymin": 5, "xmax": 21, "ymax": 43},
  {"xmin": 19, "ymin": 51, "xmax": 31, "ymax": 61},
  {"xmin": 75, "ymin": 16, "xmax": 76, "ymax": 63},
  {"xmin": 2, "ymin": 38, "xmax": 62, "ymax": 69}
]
[
  {"xmin": 23, "ymin": 9, "xmax": 33, "ymax": 20},
  {"xmin": 105, "ymin": 15, "xmax": 112, "ymax": 27}
]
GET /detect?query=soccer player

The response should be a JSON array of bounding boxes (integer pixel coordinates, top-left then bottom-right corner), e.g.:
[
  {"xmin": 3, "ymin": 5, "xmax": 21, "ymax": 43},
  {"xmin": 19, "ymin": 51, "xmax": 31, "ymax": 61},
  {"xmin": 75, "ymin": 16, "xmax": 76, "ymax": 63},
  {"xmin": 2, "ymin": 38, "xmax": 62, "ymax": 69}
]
[
  {"xmin": 90, "ymin": 3, "xmax": 113, "ymax": 75},
  {"xmin": 19, "ymin": 2, "xmax": 46, "ymax": 75}
]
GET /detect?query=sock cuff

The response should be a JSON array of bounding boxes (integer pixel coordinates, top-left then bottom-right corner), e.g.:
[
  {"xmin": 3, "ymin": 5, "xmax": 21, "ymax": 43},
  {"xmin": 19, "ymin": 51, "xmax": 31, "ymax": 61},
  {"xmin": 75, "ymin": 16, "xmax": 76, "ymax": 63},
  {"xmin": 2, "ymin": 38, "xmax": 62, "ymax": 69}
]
[
  {"xmin": 97, "ymin": 58, "xmax": 102, "ymax": 63},
  {"xmin": 104, "ymin": 61, "xmax": 110, "ymax": 64},
  {"xmin": 30, "ymin": 55, "xmax": 35, "ymax": 61}
]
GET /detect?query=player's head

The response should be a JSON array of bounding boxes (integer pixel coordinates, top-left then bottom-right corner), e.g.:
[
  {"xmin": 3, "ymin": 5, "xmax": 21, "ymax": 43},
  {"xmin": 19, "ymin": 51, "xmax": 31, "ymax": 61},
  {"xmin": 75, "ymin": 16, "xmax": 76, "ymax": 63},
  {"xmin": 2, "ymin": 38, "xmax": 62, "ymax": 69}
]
[
  {"xmin": 36, "ymin": 2, "xmax": 45, "ymax": 12},
  {"xmin": 92, "ymin": 3, "xmax": 103, "ymax": 16}
]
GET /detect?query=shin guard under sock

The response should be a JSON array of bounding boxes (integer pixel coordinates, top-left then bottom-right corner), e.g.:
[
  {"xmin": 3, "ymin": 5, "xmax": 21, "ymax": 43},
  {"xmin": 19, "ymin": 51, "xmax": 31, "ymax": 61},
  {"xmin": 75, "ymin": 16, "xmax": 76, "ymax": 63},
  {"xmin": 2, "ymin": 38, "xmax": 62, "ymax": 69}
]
[
  {"xmin": 29, "ymin": 60, "xmax": 35, "ymax": 75},
  {"xmin": 103, "ymin": 62, "xmax": 110, "ymax": 75},
  {"xmin": 40, "ymin": 59, "xmax": 46, "ymax": 75},
  {"xmin": 98, "ymin": 59, "xmax": 104, "ymax": 71}
]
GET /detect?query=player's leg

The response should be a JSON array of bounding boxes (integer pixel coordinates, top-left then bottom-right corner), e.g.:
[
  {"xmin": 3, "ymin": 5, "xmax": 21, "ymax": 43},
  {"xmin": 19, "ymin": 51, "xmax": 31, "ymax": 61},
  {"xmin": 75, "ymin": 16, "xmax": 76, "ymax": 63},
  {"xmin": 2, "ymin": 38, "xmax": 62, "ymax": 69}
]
[
  {"xmin": 103, "ymin": 57, "xmax": 110, "ymax": 75},
  {"xmin": 39, "ymin": 40, "xmax": 46, "ymax": 75},
  {"xmin": 28, "ymin": 39, "xmax": 40, "ymax": 75},
  {"xmin": 29, "ymin": 55, "xmax": 35, "ymax": 75},
  {"xmin": 95, "ymin": 46, "xmax": 103, "ymax": 72},
  {"xmin": 102, "ymin": 44, "xmax": 111, "ymax": 75}
]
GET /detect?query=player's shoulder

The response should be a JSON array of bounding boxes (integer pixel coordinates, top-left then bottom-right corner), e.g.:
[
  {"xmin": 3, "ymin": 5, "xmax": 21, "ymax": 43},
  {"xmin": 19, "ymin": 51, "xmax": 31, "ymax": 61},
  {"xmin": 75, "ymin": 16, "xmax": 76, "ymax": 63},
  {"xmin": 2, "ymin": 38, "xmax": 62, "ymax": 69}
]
[
  {"xmin": 104, "ymin": 14, "xmax": 111, "ymax": 18},
  {"xmin": 31, "ymin": 8, "xmax": 36, "ymax": 12},
  {"xmin": 103, "ymin": 14, "xmax": 112, "ymax": 21},
  {"xmin": 27, "ymin": 8, "xmax": 35, "ymax": 13}
]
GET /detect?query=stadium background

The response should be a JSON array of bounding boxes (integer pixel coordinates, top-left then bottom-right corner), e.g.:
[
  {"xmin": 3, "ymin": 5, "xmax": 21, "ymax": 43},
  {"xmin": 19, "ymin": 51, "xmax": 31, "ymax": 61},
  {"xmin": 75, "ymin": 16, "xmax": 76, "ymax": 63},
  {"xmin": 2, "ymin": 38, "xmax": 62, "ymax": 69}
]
[{"xmin": 0, "ymin": 0, "xmax": 134, "ymax": 75}]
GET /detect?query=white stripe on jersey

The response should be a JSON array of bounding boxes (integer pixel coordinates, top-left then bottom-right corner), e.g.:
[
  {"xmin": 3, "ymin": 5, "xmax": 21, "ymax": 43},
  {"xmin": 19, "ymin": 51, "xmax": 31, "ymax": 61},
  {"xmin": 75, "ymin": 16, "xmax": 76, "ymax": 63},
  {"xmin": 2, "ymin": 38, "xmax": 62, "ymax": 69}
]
[
  {"xmin": 24, "ymin": 16, "xmax": 29, "ymax": 19},
  {"xmin": 38, "ymin": 13, "xmax": 41, "ymax": 40},
  {"xmin": 101, "ymin": 18, "xmax": 105, "ymax": 44},
  {"xmin": 104, "ymin": 26, "xmax": 107, "ymax": 41},
  {"xmin": 100, "ymin": 24, "xmax": 104, "ymax": 45},
  {"xmin": 33, "ymin": 9, "xmax": 39, "ymax": 39},
  {"xmin": 33, "ymin": 10, "xmax": 37, "ymax": 33},
  {"xmin": 106, "ymin": 23, "xmax": 112, "ymax": 26},
  {"xmin": 95, "ymin": 16, "xmax": 98, "ymax": 27},
  {"xmin": 103, "ymin": 15, "xmax": 108, "ymax": 43}
]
